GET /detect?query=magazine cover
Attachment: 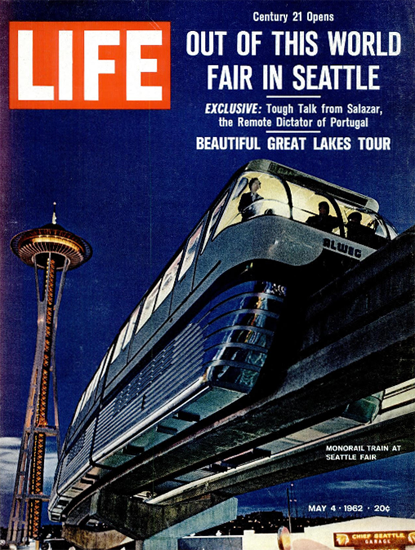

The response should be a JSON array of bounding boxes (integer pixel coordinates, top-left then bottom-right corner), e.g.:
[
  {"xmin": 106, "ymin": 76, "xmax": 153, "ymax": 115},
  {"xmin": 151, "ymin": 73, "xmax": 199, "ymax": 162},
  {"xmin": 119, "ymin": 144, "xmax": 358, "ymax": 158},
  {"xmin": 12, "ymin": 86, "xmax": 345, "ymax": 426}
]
[{"xmin": 1, "ymin": 1, "xmax": 414, "ymax": 549}]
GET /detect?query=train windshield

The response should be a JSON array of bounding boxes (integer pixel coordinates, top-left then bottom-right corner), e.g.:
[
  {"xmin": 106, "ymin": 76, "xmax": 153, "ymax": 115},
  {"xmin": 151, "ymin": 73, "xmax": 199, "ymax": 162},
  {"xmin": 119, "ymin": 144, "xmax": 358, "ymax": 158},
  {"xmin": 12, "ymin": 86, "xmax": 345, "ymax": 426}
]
[{"xmin": 214, "ymin": 170, "xmax": 396, "ymax": 248}]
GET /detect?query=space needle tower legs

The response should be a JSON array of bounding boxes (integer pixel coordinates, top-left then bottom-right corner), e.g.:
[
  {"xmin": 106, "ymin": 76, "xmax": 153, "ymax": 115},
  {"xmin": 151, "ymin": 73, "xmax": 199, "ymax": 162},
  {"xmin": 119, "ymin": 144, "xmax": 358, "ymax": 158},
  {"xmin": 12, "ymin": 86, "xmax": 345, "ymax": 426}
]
[{"xmin": 7, "ymin": 207, "xmax": 92, "ymax": 545}]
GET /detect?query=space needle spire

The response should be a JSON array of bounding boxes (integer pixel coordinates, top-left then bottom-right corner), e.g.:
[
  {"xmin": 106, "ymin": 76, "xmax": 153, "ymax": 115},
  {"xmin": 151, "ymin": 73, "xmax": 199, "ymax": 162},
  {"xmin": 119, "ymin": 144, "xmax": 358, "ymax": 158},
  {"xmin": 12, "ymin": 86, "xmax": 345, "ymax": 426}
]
[
  {"xmin": 7, "ymin": 207, "xmax": 92, "ymax": 545},
  {"xmin": 52, "ymin": 202, "xmax": 57, "ymax": 225}
]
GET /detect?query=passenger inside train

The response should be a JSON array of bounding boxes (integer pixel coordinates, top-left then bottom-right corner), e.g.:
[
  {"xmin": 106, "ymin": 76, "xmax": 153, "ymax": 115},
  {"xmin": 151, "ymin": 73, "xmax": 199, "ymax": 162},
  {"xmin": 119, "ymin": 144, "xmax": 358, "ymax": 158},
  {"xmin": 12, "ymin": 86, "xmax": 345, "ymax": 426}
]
[
  {"xmin": 306, "ymin": 201, "xmax": 339, "ymax": 233},
  {"xmin": 238, "ymin": 177, "xmax": 263, "ymax": 220},
  {"xmin": 346, "ymin": 211, "xmax": 376, "ymax": 246},
  {"xmin": 215, "ymin": 170, "xmax": 396, "ymax": 248}
]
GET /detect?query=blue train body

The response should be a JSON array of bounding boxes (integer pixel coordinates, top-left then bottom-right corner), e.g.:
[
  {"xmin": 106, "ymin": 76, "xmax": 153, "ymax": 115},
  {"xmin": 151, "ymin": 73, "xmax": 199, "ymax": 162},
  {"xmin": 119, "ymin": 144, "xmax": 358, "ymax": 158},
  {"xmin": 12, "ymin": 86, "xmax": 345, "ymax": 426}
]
[{"xmin": 49, "ymin": 160, "xmax": 395, "ymax": 521}]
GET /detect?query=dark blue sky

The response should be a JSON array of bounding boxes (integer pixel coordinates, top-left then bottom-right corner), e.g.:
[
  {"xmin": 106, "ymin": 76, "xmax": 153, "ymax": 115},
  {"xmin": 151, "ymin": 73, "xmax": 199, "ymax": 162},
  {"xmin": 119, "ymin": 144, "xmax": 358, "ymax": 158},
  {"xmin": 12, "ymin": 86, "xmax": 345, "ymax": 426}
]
[
  {"xmin": 0, "ymin": 0, "xmax": 414, "ymax": 528},
  {"xmin": 238, "ymin": 454, "xmax": 415, "ymax": 519}
]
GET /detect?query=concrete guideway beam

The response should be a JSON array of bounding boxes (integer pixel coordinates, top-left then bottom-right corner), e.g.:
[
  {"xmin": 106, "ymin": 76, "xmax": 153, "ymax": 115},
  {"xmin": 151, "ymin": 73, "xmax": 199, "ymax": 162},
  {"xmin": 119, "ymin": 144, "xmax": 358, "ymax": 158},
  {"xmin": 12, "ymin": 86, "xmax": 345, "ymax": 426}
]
[
  {"xmin": 300, "ymin": 226, "xmax": 415, "ymax": 356},
  {"xmin": 152, "ymin": 409, "xmax": 415, "ymax": 506},
  {"xmin": 63, "ymin": 492, "xmax": 235, "ymax": 548}
]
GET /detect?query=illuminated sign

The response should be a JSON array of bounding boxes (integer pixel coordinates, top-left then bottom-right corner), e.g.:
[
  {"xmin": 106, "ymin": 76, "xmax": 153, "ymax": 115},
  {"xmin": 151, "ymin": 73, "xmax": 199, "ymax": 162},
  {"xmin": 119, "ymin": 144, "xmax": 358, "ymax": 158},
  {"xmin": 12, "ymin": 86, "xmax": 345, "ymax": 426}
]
[{"xmin": 334, "ymin": 531, "xmax": 415, "ymax": 548}]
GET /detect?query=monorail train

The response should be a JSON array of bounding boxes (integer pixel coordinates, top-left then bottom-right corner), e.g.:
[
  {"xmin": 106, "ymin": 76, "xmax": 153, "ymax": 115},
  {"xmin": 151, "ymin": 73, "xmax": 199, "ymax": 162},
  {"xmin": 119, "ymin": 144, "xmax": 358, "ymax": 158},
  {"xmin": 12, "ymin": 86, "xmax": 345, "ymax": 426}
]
[{"xmin": 49, "ymin": 159, "xmax": 397, "ymax": 522}]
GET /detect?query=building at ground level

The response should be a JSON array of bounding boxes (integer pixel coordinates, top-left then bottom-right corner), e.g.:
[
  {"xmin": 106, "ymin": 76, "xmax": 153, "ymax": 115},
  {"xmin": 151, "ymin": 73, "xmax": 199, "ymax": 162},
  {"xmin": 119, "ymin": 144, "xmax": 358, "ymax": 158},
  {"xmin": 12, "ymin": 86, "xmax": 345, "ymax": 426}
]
[{"xmin": 180, "ymin": 517, "xmax": 415, "ymax": 550}]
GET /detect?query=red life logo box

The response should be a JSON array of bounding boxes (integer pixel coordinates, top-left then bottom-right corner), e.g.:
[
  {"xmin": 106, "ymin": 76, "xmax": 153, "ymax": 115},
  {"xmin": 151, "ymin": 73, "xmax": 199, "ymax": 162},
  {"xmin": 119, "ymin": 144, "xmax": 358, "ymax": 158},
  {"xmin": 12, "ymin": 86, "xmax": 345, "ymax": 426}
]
[{"xmin": 9, "ymin": 21, "xmax": 171, "ymax": 109}]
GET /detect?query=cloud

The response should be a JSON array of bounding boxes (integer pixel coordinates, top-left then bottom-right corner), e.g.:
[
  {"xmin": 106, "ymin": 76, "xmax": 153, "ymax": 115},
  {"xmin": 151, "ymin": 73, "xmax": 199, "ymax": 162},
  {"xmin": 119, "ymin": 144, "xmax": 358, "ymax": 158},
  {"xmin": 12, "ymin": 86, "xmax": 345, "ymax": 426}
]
[
  {"xmin": 0, "ymin": 437, "xmax": 58, "ymax": 496},
  {"xmin": 0, "ymin": 438, "xmax": 20, "ymax": 496},
  {"xmin": 0, "ymin": 437, "xmax": 20, "ymax": 482},
  {"xmin": 326, "ymin": 479, "xmax": 402, "ymax": 492},
  {"xmin": 0, "ymin": 438, "xmax": 21, "ymax": 449}
]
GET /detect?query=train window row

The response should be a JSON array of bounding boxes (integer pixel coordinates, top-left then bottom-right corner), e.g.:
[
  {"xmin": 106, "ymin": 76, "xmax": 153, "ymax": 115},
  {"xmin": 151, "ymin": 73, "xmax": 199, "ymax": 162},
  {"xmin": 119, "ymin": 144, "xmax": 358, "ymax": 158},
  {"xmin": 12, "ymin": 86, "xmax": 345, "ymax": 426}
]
[
  {"xmin": 110, "ymin": 222, "xmax": 206, "ymax": 361},
  {"xmin": 69, "ymin": 222, "xmax": 207, "ymax": 429},
  {"xmin": 70, "ymin": 345, "xmax": 113, "ymax": 428},
  {"xmin": 215, "ymin": 170, "xmax": 397, "ymax": 245}
]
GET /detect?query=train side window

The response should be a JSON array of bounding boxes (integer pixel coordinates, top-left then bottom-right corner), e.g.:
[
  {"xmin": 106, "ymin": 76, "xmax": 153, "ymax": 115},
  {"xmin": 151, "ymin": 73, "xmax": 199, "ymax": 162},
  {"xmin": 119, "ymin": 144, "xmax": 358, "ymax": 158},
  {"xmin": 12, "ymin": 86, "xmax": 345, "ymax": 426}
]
[
  {"xmin": 97, "ymin": 352, "xmax": 108, "ymax": 378},
  {"xmin": 72, "ymin": 395, "xmax": 85, "ymax": 423},
  {"xmin": 75, "ymin": 357, "xmax": 104, "ymax": 419},
  {"xmin": 288, "ymin": 181, "xmax": 341, "ymax": 235},
  {"xmin": 92, "ymin": 354, "xmax": 108, "ymax": 393},
  {"xmin": 178, "ymin": 222, "xmax": 203, "ymax": 281},
  {"xmin": 136, "ymin": 280, "xmax": 162, "ymax": 332},
  {"xmin": 156, "ymin": 251, "xmax": 183, "ymax": 308},
  {"xmin": 85, "ymin": 369, "xmax": 101, "ymax": 400},
  {"xmin": 96, "ymin": 343, "xmax": 115, "ymax": 385},
  {"xmin": 336, "ymin": 201, "xmax": 392, "ymax": 247},
  {"xmin": 201, "ymin": 192, "xmax": 228, "ymax": 252},
  {"xmin": 112, "ymin": 323, "xmax": 129, "ymax": 363},
  {"xmin": 123, "ymin": 304, "xmax": 141, "ymax": 348},
  {"xmin": 82, "ymin": 349, "xmax": 113, "ymax": 410},
  {"xmin": 77, "ymin": 385, "xmax": 89, "ymax": 416},
  {"xmin": 214, "ymin": 171, "xmax": 290, "ymax": 237},
  {"xmin": 100, "ymin": 346, "xmax": 113, "ymax": 378},
  {"xmin": 339, "ymin": 202, "xmax": 377, "ymax": 237}
]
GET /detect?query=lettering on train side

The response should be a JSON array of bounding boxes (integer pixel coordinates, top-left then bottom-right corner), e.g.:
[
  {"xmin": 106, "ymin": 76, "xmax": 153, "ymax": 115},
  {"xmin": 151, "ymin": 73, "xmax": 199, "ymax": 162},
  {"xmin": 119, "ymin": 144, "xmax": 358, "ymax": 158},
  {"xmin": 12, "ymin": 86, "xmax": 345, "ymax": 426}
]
[{"xmin": 323, "ymin": 238, "xmax": 362, "ymax": 258}]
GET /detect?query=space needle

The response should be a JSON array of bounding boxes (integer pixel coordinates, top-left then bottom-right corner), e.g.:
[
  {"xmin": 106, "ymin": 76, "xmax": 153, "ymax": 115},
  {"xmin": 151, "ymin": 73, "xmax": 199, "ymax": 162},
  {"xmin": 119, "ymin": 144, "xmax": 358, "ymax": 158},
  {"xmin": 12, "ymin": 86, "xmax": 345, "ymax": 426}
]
[{"xmin": 7, "ymin": 205, "xmax": 92, "ymax": 545}]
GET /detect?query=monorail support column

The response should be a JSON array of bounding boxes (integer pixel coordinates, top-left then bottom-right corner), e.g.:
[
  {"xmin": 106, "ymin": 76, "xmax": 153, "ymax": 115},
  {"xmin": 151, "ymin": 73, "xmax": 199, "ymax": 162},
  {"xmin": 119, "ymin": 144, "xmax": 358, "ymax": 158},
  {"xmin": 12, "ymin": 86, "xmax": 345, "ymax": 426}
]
[
  {"xmin": 142, "ymin": 497, "xmax": 238, "ymax": 550},
  {"xmin": 62, "ymin": 491, "xmax": 237, "ymax": 550}
]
